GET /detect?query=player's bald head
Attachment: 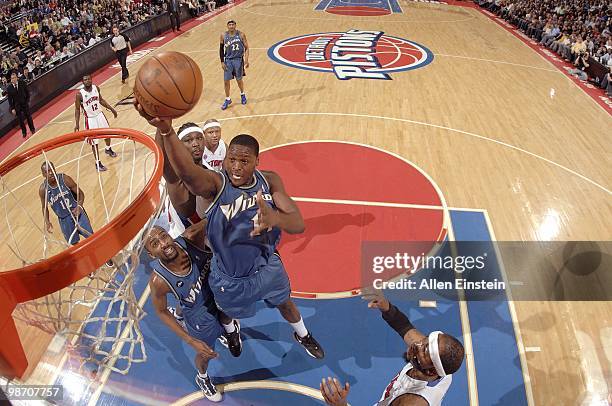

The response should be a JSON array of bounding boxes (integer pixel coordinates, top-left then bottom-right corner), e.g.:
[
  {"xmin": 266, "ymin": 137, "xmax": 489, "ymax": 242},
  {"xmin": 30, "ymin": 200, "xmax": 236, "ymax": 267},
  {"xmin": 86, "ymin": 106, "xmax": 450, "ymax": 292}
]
[
  {"xmin": 145, "ymin": 226, "xmax": 169, "ymax": 254},
  {"xmin": 438, "ymin": 334, "xmax": 464, "ymax": 375},
  {"xmin": 41, "ymin": 161, "xmax": 55, "ymax": 171}
]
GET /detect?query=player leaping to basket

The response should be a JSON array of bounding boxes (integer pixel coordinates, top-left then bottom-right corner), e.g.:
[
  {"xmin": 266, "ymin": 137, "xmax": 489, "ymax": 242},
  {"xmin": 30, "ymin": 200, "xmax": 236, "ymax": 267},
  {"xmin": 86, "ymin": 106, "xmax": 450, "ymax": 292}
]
[
  {"xmin": 39, "ymin": 161, "xmax": 113, "ymax": 267},
  {"xmin": 74, "ymin": 74, "xmax": 118, "ymax": 172},
  {"xmin": 146, "ymin": 220, "xmax": 242, "ymax": 402},
  {"xmin": 136, "ymin": 104, "xmax": 325, "ymax": 359}
]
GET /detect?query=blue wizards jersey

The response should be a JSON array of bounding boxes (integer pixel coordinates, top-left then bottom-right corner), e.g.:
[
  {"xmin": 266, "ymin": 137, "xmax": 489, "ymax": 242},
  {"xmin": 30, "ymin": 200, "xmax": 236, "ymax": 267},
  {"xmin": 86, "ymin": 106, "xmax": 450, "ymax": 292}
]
[
  {"xmin": 224, "ymin": 30, "xmax": 244, "ymax": 59},
  {"xmin": 150, "ymin": 237, "xmax": 217, "ymax": 320},
  {"xmin": 44, "ymin": 174, "xmax": 78, "ymax": 219},
  {"xmin": 205, "ymin": 170, "xmax": 282, "ymax": 278}
]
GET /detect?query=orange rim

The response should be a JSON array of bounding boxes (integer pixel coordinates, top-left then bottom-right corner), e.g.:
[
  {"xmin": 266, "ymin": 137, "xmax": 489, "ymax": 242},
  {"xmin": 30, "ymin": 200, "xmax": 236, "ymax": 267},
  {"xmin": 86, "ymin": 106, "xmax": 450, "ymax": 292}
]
[{"xmin": 0, "ymin": 128, "xmax": 163, "ymax": 303}]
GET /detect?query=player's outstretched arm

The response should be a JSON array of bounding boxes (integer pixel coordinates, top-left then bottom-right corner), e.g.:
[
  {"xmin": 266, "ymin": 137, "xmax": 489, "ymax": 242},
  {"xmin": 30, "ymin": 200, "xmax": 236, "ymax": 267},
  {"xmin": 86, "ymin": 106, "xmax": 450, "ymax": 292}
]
[
  {"xmin": 260, "ymin": 170, "xmax": 305, "ymax": 234},
  {"xmin": 134, "ymin": 102, "xmax": 222, "ymax": 199},
  {"xmin": 362, "ymin": 289, "xmax": 425, "ymax": 346},
  {"xmin": 181, "ymin": 219, "xmax": 208, "ymax": 251},
  {"xmin": 38, "ymin": 184, "xmax": 52, "ymax": 233},
  {"xmin": 241, "ymin": 31, "xmax": 249, "ymax": 68},
  {"xmin": 155, "ymin": 129, "xmax": 196, "ymax": 217}
]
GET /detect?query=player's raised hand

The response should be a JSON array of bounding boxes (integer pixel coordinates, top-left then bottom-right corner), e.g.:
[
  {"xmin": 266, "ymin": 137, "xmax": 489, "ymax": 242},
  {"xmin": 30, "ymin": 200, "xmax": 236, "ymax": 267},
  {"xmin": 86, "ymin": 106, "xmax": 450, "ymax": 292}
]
[
  {"xmin": 189, "ymin": 338, "xmax": 218, "ymax": 359},
  {"xmin": 361, "ymin": 287, "xmax": 390, "ymax": 312},
  {"xmin": 320, "ymin": 377, "xmax": 349, "ymax": 406},
  {"xmin": 133, "ymin": 101, "xmax": 173, "ymax": 134},
  {"xmin": 250, "ymin": 190, "xmax": 277, "ymax": 237}
]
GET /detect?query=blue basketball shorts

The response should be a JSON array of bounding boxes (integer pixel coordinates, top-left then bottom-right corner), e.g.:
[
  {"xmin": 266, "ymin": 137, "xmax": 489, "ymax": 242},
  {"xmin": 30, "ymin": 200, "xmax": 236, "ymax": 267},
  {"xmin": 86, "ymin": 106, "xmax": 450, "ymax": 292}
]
[
  {"xmin": 208, "ymin": 253, "xmax": 291, "ymax": 319},
  {"xmin": 183, "ymin": 307, "xmax": 224, "ymax": 347},
  {"xmin": 59, "ymin": 210, "xmax": 93, "ymax": 245},
  {"xmin": 224, "ymin": 57, "xmax": 244, "ymax": 81}
]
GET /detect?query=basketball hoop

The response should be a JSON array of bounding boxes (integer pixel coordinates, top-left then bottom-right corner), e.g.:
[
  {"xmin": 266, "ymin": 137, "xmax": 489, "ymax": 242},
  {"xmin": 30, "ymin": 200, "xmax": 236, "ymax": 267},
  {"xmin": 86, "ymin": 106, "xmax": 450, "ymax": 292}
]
[{"xmin": 0, "ymin": 128, "xmax": 163, "ymax": 379}]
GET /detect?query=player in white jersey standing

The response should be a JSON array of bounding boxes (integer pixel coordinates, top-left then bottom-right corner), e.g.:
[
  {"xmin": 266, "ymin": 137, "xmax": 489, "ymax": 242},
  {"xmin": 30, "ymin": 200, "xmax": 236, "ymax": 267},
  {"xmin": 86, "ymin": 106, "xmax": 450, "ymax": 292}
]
[
  {"xmin": 320, "ymin": 292, "xmax": 465, "ymax": 406},
  {"xmin": 74, "ymin": 74, "xmax": 118, "ymax": 172},
  {"xmin": 201, "ymin": 119, "xmax": 226, "ymax": 172}
]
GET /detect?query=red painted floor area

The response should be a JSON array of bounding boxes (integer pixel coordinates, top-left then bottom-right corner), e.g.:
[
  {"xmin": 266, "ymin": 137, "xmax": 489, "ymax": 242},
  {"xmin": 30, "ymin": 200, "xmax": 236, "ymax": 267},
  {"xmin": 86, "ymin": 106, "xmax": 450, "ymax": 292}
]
[
  {"xmin": 261, "ymin": 142, "xmax": 446, "ymax": 295},
  {"xmin": 279, "ymin": 202, "xmax": 444, "ymax": 294},
  {"xmin": 259, "ymin": 141, "xmax": 443, "ymax": 206}
]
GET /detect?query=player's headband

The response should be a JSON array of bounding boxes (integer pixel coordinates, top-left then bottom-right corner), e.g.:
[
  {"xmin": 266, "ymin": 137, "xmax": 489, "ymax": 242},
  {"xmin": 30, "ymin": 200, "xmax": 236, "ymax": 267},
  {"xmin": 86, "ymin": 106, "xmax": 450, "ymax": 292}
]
[
  {"xmin": 428, "ymin": 331, "xmax": 447, "ymax": 377},
  {"xmin": 177, "ymin": 126, "xmax": 203, "ymax": 140},
  {"xmin": 202, "ymin": 121, "xmax": 221, "ymax": 132}
]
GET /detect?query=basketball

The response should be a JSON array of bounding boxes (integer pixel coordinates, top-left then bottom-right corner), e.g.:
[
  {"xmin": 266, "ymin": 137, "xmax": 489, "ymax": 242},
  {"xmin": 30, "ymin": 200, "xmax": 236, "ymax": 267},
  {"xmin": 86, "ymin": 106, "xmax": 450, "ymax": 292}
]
[{"xmin": 134, "ymin": 51, "xmax": 203, "ymax": 119}]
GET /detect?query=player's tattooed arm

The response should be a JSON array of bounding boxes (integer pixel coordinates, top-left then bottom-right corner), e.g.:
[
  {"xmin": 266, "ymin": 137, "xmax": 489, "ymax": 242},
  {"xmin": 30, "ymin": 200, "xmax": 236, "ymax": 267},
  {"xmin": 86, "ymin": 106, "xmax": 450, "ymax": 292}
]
[
  {"xmin": 39, "ymin": 184, "xmax": 52, "ymax": 233},
  {"xmin": 256, "ymin": 170, "xmax": 305, "ymax": 234},
  {"xmin": 241, "ymin": 32, "xmax": 249, "ymax": 68},
  {"xmin": 74, "ymin": 91, "xmax": 82, "ymax": 132},
  {"xmin": 134, "ymin": 102, "xmax": 223, "ymax": 199},
  {"xmin": 98, "ymin": 89, "xmax": 118, "ymax": 118},
  {"xmin": 182, "ymin": 219, "xmax": 208, "ymax": 251},
  {"xmin": 219, "ymin": 34, "xmax": 226, "ymax": 70}
]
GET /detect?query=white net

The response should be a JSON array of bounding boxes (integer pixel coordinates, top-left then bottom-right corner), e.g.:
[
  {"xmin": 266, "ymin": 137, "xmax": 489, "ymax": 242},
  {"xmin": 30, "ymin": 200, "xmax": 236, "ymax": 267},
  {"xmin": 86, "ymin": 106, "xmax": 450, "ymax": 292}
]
[{"xmin": 0, "ymin": 133, "xmax": 163, "ymax": 377}]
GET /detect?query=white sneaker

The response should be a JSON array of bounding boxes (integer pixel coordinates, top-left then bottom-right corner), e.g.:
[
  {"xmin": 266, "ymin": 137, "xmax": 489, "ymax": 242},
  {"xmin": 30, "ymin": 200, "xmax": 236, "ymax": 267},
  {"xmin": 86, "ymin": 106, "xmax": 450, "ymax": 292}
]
[{"xmin": 195, "ymin": 374, "xmax": 222, "ymax": 402}]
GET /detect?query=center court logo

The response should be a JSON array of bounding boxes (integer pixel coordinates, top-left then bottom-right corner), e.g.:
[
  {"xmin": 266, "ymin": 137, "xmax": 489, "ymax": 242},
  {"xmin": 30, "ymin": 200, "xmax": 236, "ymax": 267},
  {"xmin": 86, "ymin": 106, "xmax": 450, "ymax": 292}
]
[{"xmin": 267, "ymin": 30, "xmax": 433, "ymax": 80}]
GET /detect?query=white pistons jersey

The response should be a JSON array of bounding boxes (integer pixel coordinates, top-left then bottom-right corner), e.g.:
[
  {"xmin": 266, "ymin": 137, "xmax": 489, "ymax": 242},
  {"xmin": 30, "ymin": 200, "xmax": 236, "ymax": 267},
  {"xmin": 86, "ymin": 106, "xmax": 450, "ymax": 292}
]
[
  {"xmin": 80, "ymin": 85, "xmax": 109, "ymax": 132},
  {"xmin": 80, "ymin": 85, "xmax": 102, "ymax": 117},
  {"xmin": 376, "ymin": 363, "xmax": 452, "ymax": 406},
  {"xmin": 202, "ymin": 140, "xmax": 226, "ymax": 172}
]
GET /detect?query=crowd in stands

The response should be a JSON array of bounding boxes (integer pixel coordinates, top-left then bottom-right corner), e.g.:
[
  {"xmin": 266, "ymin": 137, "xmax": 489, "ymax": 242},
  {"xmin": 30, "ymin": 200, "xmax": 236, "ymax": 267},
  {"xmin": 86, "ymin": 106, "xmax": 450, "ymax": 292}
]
[
  {"xmin": 476, "ymin": 0, "xmax": 612, "ymax": 96},
  {"xmin": 0, "ymin": 0, "xmax": 222, "ymax": 100}
]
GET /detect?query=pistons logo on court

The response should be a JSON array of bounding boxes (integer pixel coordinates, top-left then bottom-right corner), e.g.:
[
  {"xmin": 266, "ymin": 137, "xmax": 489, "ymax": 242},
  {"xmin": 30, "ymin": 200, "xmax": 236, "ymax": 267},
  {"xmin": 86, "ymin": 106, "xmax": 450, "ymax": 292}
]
[{"xmin": 267, "ymin": 30, "xmax": 433, "ymax": 80}]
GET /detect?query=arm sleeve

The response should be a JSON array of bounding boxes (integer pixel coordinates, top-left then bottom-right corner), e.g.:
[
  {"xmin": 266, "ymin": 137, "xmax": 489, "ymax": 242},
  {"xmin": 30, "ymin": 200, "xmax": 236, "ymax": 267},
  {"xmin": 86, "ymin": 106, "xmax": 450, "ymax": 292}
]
[
  {"xmin": 219, "ymin": 42, "xmax": 224, "ymax": 62},
  {"xmin": 381, "ymin": 303, "xmax": 415, "ymax": 338}
]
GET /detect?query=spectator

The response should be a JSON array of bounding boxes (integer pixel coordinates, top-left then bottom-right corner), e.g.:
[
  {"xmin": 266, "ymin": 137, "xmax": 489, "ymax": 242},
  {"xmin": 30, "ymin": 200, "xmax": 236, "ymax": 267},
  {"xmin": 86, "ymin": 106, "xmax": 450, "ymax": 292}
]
[
  {"xmin": 7, "ymin": 71, "xmax": 36, "ymax": 138},
  {"xmin": 32, "ymin": 58, "xmax": 45, "ymax": 77},
  {"xmin": 21, "ymin": 66, "xmax": 34, "ymax": 83},
  {"xmin": 601, "ymin": 67, "xmax": 612, "ymax": 96},
  {"xmin": 0, "ymin": 75, "xmax": 8, "ymax": 98},
  {"xmin": 205, "ymin": 0, "xmax": 216, "ymax": 12},
  {"xmin": 571, "ymin": 51, "xmax": 590, "ymax": 80}
]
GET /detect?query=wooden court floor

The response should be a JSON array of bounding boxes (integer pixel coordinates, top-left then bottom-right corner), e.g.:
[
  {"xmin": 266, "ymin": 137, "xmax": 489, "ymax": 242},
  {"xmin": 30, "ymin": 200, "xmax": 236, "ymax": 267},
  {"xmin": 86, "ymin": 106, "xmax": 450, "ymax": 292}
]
[{"xmin": 1, "ymin": 1, "xmax": 611, "ymax": 404}]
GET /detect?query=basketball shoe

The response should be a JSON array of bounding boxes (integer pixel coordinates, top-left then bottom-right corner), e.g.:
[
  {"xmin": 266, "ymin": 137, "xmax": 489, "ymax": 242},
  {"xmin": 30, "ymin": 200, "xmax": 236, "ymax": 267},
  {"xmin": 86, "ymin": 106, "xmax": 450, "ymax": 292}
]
[
  {"xmin": 294, "ymin": 332, "xmax": 325, "ymax": 359},
  {"xmin": 195, "ymin": 374, "xmax": 221, "ymax": 402}
]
